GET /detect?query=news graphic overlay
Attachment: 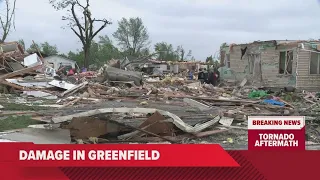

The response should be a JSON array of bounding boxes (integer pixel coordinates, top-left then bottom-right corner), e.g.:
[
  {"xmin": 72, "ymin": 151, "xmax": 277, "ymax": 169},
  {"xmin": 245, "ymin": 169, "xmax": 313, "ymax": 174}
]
[
  {"xmin": 248, "ymin": 116, "xmax": 305, "ymax": 150},
  {"xmin": 0, "ymin": 144, "xmax": 239, "ymax": 167}
]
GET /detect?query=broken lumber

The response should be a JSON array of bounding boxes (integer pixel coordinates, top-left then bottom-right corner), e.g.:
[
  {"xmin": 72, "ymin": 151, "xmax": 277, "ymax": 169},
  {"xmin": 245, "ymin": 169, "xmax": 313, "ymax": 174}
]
[
  {"xmin": 0, "ymin": 80, "xmax": 25, "ymax": 90},
  {"xmin": 194, "ymin": 129, "xmax": 229, "ymax": 138},
  {"xmin": 0, "ymin": 64, "xmax": 42, "ymax": 80},
  {"xmin": 118, "ymin": 119, "xmax": 169, "ymax": 140},
  {"xmin": 59, "ymin": 97, "xmax": 82, "ymax": 109},
  {"xmin": 168, "ymin": 95, "xmax": 259, "ymax": 104},
  {"xmin": 61, "ymin": 81, "xmax": 88, "ymax": 97},
  {"xmin": 108, "ymin": 119, "xmax": 177, "ymax": 143},
  {"xmin": 52, "ymin": 107, "xmax": 221, "ymax": 134},
  {"xmin": 183, "ymin": 98, "xmax": 211, "ymax": 111},
  {"xmin": 278, "ymin": 98, "xmax": 295, "ymax": 108}
]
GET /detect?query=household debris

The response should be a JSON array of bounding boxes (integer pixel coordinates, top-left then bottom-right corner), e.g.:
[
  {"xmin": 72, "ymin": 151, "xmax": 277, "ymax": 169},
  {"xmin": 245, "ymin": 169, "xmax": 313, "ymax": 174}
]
[{"xmin": 0, "ymin": 44, "xmax": 318, "ymax": 148}]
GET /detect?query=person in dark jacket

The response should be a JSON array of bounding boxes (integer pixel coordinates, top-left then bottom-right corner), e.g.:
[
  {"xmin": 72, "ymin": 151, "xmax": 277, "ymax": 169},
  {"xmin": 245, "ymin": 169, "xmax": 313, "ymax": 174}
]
[
  {"xmin": 217, "ymin": 70, "xmax": 220, "ymax": 84},
  {"xmin": 208, "ymin": 69, "xmax": 214, "ymax": 85},
  {"xmin": 203, "ymin": 68, "xmax": 208, "ymax": 84},
  {"xmin": 198, "ymin": 68, "xmax": 205, "ymax": 83},
  {"xmin": 214, "ymin": 68, "xmax": 220, "ymax": 86}
]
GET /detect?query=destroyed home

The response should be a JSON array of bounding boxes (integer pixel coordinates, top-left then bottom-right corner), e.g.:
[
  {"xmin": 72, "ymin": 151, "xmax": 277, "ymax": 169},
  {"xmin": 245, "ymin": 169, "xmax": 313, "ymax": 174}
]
[
  {"xmin": 144, "ymin": 60, "xmax": 170, "ymax": 75},
  {"xmin": 0, "ymin": 41, "xmax": 36, "ymax": 75},
  {"xmin": 44, "ymin": 55, "xmax": 78, "ymax": 71},
  {"xmin": 146, "ymin": 60, "xmax": 201, "ymax": 74},
  {"xmin": 220, "ymin": 40, "xmax": 320, "ymax": 91},
  {"xmin": 174, "ymin": 61, "xmax": 201, "ymax": 72},
  {"xmin": 0, "ymin": 41, "xmax": 25, "ymax": 55},
  {"xmin": 111, "ymin": 58, "xmax": 201, "ymax": 75}
]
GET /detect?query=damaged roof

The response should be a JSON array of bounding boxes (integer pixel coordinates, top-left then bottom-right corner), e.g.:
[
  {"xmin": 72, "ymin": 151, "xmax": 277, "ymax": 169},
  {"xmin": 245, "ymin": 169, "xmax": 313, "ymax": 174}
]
[{"xmin": 226, "ymin": 40, "xmax": 320, "ymax": 47}]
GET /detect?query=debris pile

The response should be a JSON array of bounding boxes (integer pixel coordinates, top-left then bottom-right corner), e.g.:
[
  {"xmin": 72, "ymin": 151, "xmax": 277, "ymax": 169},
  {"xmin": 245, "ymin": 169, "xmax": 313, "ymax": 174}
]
[{"xmin": 0, "ymin": 45, "xmax": 319, "ymax": 149}]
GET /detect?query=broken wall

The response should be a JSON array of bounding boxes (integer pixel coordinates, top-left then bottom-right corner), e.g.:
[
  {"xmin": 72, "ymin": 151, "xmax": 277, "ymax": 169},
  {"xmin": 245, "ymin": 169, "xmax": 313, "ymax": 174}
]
[
  {"xmin": 220, "ymin": 42, "xmax": 297, "ymax": 87},
  {"xmin": 178, "ymin": 63, "xmax": 200, "ymax": 72},
  {"xmin": 296, "ymin": 49, "xmax": 320, "ymax": 91},
  {"xmin": 150, "ymin": 64, "xmax": 168, "ymax": 71}
]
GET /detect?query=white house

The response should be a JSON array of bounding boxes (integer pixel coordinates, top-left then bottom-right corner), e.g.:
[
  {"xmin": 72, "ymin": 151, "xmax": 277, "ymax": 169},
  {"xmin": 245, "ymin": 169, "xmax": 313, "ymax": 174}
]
[{"xmin": 44, "ymin": 55, "xmax": 77, "ymax": 71}]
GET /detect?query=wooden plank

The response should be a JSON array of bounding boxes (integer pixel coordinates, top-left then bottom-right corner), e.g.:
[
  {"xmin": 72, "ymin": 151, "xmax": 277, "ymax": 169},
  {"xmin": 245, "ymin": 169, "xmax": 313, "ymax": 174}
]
[{"xmin": 0, "ymin": 64, "xmax": 42, "ymax": 80}]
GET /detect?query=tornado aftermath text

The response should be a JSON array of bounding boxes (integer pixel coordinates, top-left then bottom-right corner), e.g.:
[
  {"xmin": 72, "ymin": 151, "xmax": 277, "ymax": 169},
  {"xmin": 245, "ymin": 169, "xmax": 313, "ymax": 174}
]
[{"xmin": 255, "ymin": 133, "xmax": 299, "ymax": 147}]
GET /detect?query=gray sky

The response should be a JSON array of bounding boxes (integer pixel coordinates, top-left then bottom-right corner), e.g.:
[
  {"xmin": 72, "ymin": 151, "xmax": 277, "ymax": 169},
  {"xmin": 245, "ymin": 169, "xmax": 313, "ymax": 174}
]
[{"xmin": 5, "ymin": 0, "xmax": 320, "ymax": 60}]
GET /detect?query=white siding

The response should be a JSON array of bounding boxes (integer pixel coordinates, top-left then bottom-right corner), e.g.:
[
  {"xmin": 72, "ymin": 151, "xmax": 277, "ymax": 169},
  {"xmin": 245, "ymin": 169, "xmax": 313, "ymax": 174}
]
[{"xmin": 44, "ymin": 56, "xmax": 76, "ymax": 70}]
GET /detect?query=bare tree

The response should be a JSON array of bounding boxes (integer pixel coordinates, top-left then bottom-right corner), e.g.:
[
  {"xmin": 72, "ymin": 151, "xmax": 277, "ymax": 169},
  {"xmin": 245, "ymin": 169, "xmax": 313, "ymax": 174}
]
[
  {"xmin": 49, "ymin": 0, "xmax": 111, "ymax": 68},
  {"xmin": 0, "ymin": 0, "xmax": 17, "ymax": 43}
]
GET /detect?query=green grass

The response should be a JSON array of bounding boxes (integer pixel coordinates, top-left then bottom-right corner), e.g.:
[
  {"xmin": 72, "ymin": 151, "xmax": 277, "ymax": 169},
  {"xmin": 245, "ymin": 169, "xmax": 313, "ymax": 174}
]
[
  {"xmin": 1, "ymin": 103, "xmax": 50, "ymax": 111},
  {"xmin": 0, "ymin": 115, "xmax": 43, "ymax": 131}
]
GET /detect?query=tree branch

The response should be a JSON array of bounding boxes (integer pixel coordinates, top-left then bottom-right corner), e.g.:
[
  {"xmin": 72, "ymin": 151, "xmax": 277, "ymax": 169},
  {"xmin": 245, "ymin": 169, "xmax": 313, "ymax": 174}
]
[
  {"xmin": 122, "ymin": 52, "xmax": 160, "ymax": 68},
  {"xmin": 8, "ymin": 0, "xmax": 16, "ymax": 30},
  {"xmin": 0, "ymin": 0, "xmax": 17, "ymax": 42},
  {"xmin": 91, "ymin": 19, "xmax": 111, "ymax": 39},
  {"xmin": 71, "ymin": 2, "xmax": 85, "ymax": 33},
  {"xmin": 71, "ymin": 27, "xmax": 85, "ymax": 45}
]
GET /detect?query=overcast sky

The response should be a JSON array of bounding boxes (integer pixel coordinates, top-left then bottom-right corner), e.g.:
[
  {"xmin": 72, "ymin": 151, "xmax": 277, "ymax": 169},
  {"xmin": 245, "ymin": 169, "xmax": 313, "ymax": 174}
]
[{"xmin": 5, "ymin": 0, "xmax": 320, "ymax": 60}]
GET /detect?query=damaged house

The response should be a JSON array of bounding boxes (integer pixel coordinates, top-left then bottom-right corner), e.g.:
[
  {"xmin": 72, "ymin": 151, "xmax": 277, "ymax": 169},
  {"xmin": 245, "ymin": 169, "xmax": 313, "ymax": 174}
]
[
  {"xmin": 220, "ymin": 40, "xmax": 320, "ymax": 91},
  {"xmin": 44, "ymin": 55, "xmax": 78, "ymax": 71}
]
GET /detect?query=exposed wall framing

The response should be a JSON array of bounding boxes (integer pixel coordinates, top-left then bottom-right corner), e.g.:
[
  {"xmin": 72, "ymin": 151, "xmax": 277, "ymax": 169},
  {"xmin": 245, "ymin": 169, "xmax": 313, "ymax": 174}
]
[
  {"xmin": 309, "ymin": 51, "xmax": 320, "ymax": 74},
  {"xmin": 279, "ymin": 50, "xmax": 293, "ymax": 75},
  {"xmin": 226, "ymin": 54, "xmax": 230, "ymax": 68}
]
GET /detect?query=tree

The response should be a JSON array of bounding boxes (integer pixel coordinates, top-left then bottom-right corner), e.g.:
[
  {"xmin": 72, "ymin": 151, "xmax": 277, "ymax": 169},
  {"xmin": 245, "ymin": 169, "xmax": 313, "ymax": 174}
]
[
  {"xmin": 0, "ymin": 0, "xmax": 16, "ymax": 42},
  {"xmin": 41, "ymin": 42, "xmax": 58, "ymax": 55},
  {"xmin": 27, "ymin": 41, "xmax": 59, "ymax": 56},
  {"xmin": 49, "ymin": 0, "xmax": 112, "ymax": 68},
  {"xmin": 220, "ymin": 42, "xmax": 227, "ymax": 49},
  {"xmin": 27, "ymin": 42, "xmax": 40, "ymax": 52},
  {"xmin": 154, "ymin": 42, "xmax": 178, "ymax": 61},
  {"xmin": 206, "ymin": 55, "xmax": 219, "ymax": 69},
  {"xmin": 18, "ymin": 39, "xmax": 25, "ymax": 50},
  {"xmin": 113, "ymin": 17, "xmax": 150, "ymax": 57},
  {"xmin": 68, "ymin": 50, "xmax": 84, "ymax": 66},
  {"xmin": 96, "ymin": 35, "xmax": 121, "ymax": 63},
  {"xmin": 176, "ymin": 45, "xmax": 192, "ymax": 61},
  {"xmin": 206, "ymin": 55, "xmax": 213, "ymax": 63},
  {"xmin": 177, "ymin": 46, "xmax": 184, "ymax": 61},
  {"xmin": 66, "ymin": 36, "xmax": 121, "ymax": 67}
]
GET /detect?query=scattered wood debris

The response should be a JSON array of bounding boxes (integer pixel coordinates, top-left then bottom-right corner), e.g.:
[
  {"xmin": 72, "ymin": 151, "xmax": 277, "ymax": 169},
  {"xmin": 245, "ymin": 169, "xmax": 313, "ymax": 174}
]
[{"xmin": 0, "ymin": 51, "xmax": 318, "ymax": 148}]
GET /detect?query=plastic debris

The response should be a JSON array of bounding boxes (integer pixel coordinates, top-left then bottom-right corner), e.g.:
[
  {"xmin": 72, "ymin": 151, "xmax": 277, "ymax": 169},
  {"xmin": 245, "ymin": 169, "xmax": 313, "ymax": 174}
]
[
  {"xmin": 262, "ymin": 99, "xmax": 285, "ymax": 106},
  {"xmin": 248, "ymin": 90, "xmax": 268, "ymax": 99}
]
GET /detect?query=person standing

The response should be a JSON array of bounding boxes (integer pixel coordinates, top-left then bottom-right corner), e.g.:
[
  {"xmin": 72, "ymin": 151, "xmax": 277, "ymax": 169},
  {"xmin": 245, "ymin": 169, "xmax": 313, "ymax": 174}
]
[
  {"xmin": 215, "ymin": 68, "xmax": 220, "ymax": 84},
  {"xmin": 208, "ymin": 69, "xmax": 214, "ymax": 85},
  {"xmin": 203, "ymin": 68, "xmax": 208, "ymax": 84},
  {"xmin": 198, "ymin": 68, "xmax": 205, "ymax": 83},
  {"xmin": 212, "ymin": 68, "xmax": 220, "ymax": 86},
  {"xmin": 188, "ymin": 70, "xmax": 194, "ymax": 80}
]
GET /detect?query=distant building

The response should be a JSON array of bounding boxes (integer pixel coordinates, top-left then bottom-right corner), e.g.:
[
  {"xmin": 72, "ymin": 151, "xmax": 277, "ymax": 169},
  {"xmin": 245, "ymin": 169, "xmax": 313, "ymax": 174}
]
[
  {"xmin": 220, "ymin": 40, "xmax": 320, "ymax": 91},
  {"xmin": 44, "ymin": 55, "xmax": 77, "ymax": 71},
  {"xmin": 172, "ymin": 61, "xmax": 201, "ymax": 72},
  {"xmin": 146, "ymin": 60, "xmax": 201, "ymax": 74}
]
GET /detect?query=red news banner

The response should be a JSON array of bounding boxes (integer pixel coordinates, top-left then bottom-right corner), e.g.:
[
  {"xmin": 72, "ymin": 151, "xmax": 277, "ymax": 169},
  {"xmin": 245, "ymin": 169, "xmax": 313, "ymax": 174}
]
[
  {"xmin": 0, "ymin": 144, "xmax": 239, "ymax": 167},
  {"xmin": 248, "ymin": 116, "xmax": 305, "ymax": 150}
]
